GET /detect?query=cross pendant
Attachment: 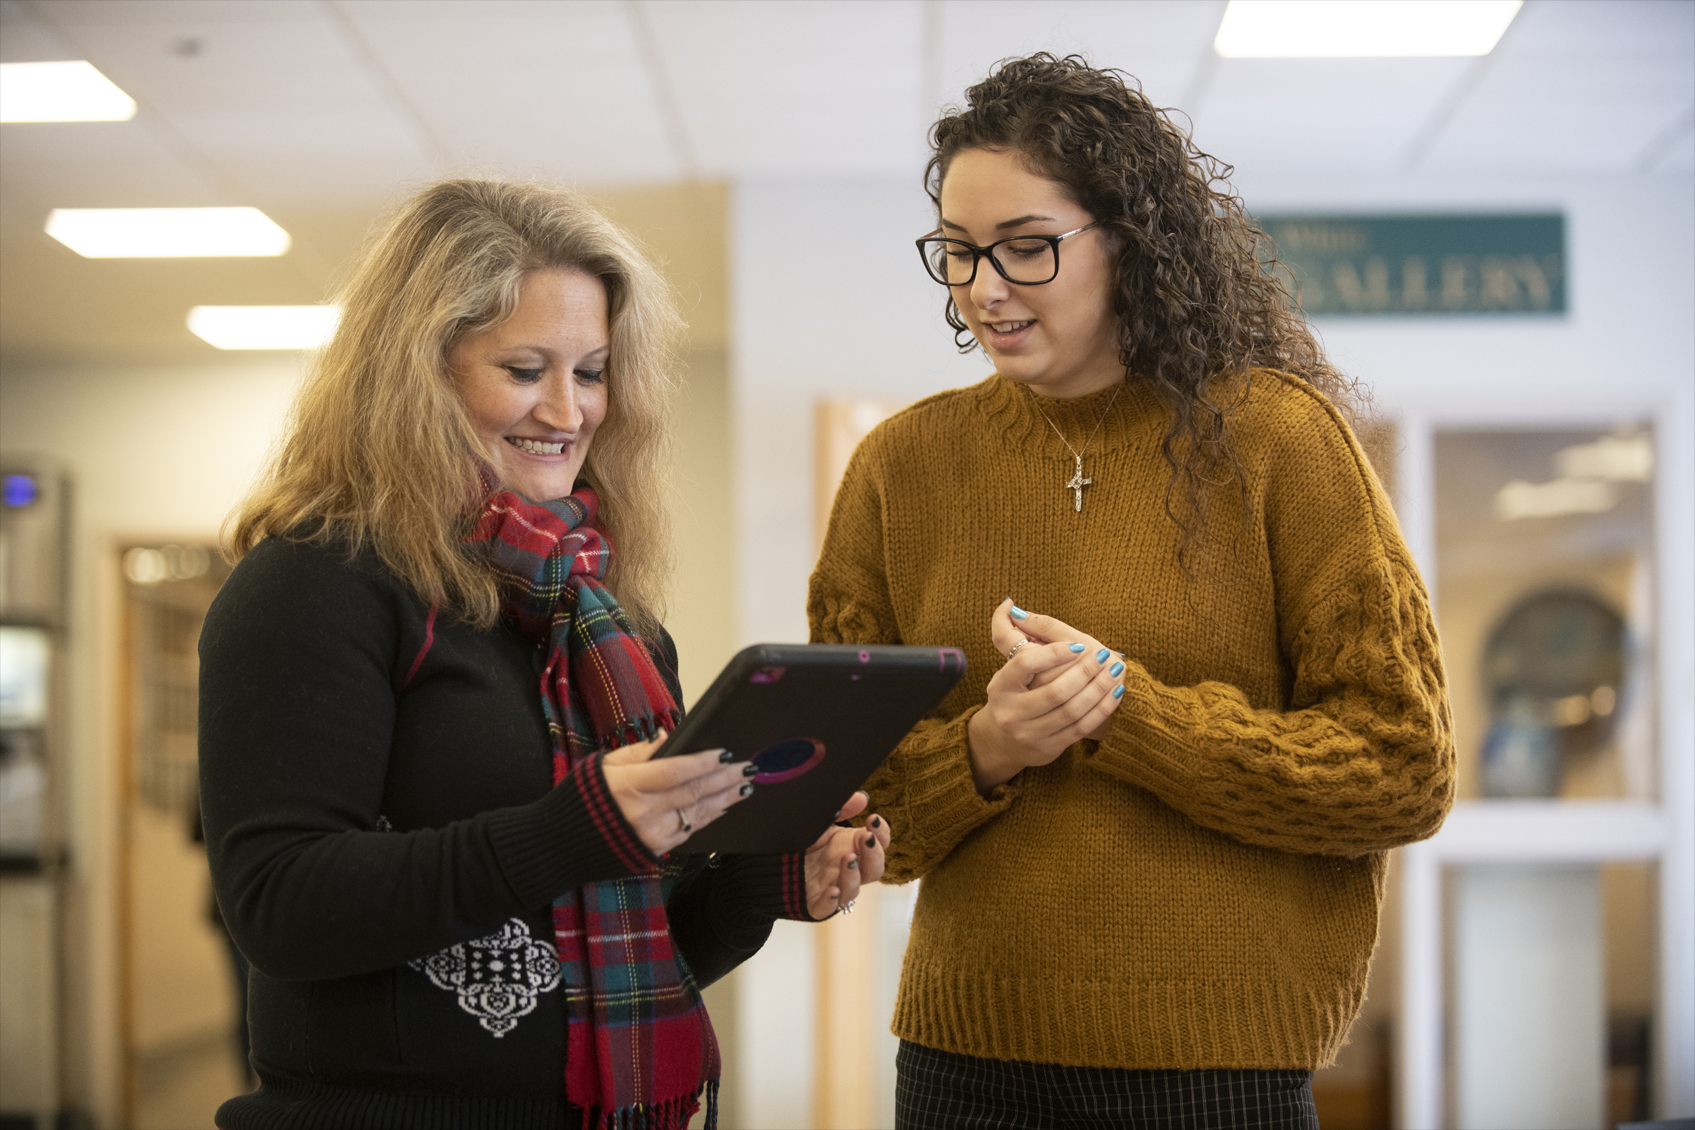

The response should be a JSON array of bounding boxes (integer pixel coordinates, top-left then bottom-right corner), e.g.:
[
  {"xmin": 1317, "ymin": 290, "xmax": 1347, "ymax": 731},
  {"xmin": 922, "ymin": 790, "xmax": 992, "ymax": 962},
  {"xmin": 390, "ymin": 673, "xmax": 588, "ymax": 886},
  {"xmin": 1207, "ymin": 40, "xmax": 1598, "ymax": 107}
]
[{"xmin": 1064, "ymin": 455, "xmax": 1092, "ymax": 513}]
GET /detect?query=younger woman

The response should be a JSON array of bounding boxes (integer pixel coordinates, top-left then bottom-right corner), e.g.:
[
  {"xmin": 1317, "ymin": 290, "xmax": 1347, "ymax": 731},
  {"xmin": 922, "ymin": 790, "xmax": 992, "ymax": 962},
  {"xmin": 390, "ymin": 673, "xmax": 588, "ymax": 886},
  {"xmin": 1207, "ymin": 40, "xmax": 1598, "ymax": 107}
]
[{"xmin": 810, "ymin": 55, "xmax": 1454, "ymax": 1128}]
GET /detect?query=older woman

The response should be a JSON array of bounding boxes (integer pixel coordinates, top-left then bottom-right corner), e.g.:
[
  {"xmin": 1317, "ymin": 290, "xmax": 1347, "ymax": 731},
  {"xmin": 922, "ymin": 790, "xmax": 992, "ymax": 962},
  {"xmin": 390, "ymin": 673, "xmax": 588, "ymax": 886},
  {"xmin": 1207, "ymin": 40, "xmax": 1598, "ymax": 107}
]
[{"xmin": 201, "ymin": 179, "xmax": 888, "ymax": 1130}]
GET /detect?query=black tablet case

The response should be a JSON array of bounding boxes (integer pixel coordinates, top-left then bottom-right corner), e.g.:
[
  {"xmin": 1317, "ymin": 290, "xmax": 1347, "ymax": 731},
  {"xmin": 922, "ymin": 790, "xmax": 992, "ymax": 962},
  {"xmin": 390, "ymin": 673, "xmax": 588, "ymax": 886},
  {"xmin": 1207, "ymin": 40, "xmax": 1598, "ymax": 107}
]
[{"xmin": 658, "ymin": 643, "xmax": 966, "ymax": 854}]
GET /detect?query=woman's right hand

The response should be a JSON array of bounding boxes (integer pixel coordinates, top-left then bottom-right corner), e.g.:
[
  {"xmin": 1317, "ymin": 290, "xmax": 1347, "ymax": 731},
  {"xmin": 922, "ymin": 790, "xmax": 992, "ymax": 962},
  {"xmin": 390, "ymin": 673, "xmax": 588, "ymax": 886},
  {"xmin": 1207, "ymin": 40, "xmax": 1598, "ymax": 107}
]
[
  {"xmin": 602, "ymin": 732, "xmax": 755, "ymax": 856},
  {"xmin": 966, "ymin": 599, "xmax": 1125, "ymax": 795}
]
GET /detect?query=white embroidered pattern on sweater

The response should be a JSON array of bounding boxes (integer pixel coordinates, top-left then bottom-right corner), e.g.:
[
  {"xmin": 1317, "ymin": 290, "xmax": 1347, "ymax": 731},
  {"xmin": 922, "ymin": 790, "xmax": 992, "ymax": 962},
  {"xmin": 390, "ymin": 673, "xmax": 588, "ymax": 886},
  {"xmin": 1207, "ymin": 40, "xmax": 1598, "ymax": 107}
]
[{"xmin": 408, "ymin": 918, "xmax": 560, "ymax": 1037}]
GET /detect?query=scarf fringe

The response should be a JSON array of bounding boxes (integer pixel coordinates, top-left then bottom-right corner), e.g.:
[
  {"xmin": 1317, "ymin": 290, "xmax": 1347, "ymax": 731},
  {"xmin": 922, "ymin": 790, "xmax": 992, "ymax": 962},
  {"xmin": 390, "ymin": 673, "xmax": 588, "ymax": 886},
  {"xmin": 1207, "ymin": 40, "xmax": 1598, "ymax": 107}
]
[{"xmin": 583, "ymin": 1081, "xmax": 717, "ymax": 1130}]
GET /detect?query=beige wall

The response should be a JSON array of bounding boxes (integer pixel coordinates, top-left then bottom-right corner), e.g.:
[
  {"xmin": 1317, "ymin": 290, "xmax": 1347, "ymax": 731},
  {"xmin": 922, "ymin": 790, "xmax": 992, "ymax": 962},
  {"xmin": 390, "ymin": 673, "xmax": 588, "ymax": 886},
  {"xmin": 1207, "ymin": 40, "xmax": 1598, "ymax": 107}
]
[{"xmin": 0, "ymin": 179, "xmax": 734, "ymax": 1127}]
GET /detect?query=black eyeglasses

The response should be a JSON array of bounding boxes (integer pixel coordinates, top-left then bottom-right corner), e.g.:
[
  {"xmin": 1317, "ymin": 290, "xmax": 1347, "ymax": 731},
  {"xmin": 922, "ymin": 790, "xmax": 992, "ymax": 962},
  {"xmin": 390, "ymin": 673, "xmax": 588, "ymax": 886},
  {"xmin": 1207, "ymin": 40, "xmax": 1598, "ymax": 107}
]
[{"xmin": 915, "ymin": 222, "xmax": 1100, "ymax": 287}]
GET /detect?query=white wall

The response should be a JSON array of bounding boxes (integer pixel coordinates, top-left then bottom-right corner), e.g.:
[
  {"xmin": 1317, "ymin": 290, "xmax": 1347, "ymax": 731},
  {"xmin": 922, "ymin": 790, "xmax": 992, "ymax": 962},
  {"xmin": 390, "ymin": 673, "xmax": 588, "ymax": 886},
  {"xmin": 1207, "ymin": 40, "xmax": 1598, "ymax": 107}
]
[
  {"xmin": 730, "ymin": 170, "xmax": 1695, "ymax": 1123},
  {"xmin": 732, "ymin": 178, "xmax": 990, "ymax": 649}
]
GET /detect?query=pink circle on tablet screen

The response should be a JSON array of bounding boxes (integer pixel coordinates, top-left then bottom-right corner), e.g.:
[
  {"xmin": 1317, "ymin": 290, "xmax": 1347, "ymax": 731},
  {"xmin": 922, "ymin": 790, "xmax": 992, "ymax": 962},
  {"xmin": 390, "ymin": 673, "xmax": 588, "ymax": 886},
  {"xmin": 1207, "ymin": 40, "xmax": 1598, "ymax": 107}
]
[{"xmin": 752, "ymin": 738, "xmax": 826, "ymax": 783}]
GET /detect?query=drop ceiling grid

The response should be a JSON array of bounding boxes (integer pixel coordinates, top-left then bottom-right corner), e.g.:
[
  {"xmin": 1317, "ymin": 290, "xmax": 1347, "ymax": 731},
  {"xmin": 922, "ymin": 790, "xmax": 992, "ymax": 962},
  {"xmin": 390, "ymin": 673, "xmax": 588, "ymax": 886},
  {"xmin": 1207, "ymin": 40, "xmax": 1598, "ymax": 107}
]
[{"xmin": 1, "ymin": 0, "xmax": 1691, "ymax": 365}]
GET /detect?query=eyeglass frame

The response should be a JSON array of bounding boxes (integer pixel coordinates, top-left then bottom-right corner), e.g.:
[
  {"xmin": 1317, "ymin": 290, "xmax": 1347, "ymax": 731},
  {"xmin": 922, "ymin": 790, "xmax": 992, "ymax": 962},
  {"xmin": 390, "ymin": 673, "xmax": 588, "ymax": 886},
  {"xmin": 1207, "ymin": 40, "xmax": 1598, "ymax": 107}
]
[{"xmin": 915, "ymin": 221, "xmax": 1102, "ymax": 287}]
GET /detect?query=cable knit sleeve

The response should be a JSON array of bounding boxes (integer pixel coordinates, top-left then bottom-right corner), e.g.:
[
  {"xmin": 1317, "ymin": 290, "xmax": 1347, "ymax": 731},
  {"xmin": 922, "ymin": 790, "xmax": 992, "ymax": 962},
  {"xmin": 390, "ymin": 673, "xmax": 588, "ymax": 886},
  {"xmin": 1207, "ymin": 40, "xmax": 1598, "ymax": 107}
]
[
  {"xmin": 1086, "ymin": 390, "xmax": 1455, "ymax": 857},
  {"xmin": 808, "ymin": 440, "xmax": 1022, "ymax": 884}
]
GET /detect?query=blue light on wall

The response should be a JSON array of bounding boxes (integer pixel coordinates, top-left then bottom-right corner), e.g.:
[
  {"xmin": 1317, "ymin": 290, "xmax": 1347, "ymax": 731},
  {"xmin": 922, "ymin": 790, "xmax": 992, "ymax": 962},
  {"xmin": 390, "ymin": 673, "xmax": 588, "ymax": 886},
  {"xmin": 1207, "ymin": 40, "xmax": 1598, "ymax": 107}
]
[{"xmin": 2, "ymin": 474, "xmax": 38, "ymax": 508}]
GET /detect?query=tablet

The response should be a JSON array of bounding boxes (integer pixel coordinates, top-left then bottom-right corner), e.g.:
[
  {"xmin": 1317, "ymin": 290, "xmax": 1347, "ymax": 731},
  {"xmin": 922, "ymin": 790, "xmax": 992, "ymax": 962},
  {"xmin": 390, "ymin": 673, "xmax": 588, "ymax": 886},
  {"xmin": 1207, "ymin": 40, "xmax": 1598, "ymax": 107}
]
[{"xmin": 657, "ymin": 643, "xmax": 966, "ymax": 855}]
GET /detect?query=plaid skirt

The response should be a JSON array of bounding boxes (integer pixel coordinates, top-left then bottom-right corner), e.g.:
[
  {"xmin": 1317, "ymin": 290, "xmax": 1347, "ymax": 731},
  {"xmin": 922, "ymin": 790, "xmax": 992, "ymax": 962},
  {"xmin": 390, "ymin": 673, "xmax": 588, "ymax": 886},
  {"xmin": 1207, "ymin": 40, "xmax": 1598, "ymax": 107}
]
[{"xmin": 895, "ymin": 1040, "xmax": 1320, "ymax": 1129}]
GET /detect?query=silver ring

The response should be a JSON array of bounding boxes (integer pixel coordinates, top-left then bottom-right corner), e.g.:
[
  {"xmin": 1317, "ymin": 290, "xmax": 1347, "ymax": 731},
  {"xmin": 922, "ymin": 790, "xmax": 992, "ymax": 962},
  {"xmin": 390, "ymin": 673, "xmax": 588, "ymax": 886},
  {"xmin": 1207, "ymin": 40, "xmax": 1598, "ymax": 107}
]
[
  {"xmin": 676, "ymin": 808, "xmax": 692, "ymax": 834},
  {"xmin": 1006, "ymin": 639, "xmax": 1028, "ymax": 660},
  {"xmin": 838, "ymin": 898, "xmax": 857, "ymax": 915}
]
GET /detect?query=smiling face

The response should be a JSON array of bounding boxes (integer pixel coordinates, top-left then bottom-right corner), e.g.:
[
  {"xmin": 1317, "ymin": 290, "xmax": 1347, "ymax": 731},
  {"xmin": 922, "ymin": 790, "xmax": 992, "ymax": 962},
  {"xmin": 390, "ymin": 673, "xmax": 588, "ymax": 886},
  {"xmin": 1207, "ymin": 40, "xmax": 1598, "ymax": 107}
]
[
  {"xmin": 938, "ymin": 147, "xmax": 1123, "ymax": 399},
  {"xmin": 449, "ymin": 268, "xmax": 610, "ymax": 502}
]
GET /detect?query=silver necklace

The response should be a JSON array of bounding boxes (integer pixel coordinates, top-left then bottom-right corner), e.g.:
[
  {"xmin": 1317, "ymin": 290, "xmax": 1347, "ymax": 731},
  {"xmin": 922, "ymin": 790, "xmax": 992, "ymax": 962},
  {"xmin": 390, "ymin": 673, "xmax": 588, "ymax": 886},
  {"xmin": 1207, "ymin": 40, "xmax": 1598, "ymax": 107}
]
[{"xmin": 1038, "ymin": 381, "xmax": 1124, "ymax": 513}]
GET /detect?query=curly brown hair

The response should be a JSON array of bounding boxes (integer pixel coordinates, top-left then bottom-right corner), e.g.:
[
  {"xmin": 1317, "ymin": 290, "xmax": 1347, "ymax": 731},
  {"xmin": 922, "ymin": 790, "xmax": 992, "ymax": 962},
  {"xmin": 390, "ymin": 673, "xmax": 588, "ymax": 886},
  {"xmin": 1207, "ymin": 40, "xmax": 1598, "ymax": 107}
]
[{"xmin": 926, "ymin": 53, "xmax": 1371, "ymax": 550}]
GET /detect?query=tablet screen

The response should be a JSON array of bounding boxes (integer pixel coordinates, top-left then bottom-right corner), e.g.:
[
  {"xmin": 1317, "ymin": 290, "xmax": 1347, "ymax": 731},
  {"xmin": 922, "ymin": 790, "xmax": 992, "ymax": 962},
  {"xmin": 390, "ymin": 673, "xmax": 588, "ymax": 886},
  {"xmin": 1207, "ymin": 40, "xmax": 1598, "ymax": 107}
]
[{"xmin": 658, "ymin": 644, "xmax": 965, "ymax": 854}]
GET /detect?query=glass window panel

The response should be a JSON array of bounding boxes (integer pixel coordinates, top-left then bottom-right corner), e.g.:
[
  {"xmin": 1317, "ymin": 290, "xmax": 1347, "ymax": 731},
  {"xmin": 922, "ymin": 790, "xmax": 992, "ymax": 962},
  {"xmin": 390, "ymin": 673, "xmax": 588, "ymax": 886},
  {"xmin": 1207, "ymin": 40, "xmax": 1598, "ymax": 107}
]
[{"xmin": 1433, "ymin": 427, "xmax": 1656, "ymax": 801}]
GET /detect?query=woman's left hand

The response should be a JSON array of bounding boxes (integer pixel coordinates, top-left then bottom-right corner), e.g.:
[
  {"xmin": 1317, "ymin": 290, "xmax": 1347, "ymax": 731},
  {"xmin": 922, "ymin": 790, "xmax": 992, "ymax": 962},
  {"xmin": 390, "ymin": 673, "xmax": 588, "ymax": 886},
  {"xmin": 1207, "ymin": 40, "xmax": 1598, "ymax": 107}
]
[{"xmin": 803, "ymin": 790, "xmax": 891, "ymax": 920}]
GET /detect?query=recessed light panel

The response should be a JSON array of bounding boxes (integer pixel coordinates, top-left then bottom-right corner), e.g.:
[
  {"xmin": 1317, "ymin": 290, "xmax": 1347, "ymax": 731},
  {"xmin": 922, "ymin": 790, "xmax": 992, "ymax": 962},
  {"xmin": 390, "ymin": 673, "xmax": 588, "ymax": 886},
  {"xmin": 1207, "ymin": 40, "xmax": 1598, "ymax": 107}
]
[
  {"xmin": 45, "ymin": 208, "xmax": 291, "ymax": 258},
  {"xmin": 1215, "ymin": 0, "xmax": 1522, "ymax": 58},
  {"xmin": 187, "ymin": 306, "xmax": 341, "ymax": 350},
  {"xmin": 0, "ymin": 61, "xmax": 137, "ymax": 122}
]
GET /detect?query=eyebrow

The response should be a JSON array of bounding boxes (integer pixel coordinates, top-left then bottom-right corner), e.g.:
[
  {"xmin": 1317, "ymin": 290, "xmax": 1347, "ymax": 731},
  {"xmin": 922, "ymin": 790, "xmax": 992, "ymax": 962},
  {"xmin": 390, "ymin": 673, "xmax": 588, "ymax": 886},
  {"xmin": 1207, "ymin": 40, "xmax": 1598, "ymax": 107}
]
[{"xmin": 939, "ymin": 213, "xmax": 1059, "ymax": 234}]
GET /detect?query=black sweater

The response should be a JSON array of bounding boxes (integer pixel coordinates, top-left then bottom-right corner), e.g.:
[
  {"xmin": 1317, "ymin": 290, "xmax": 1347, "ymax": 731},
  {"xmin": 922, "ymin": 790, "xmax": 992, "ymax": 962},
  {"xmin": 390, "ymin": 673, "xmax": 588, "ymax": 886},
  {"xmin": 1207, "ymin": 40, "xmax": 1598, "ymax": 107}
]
[{"xmin": 199, "ymin": 534, "xmax": 802, "ymax": 1129}]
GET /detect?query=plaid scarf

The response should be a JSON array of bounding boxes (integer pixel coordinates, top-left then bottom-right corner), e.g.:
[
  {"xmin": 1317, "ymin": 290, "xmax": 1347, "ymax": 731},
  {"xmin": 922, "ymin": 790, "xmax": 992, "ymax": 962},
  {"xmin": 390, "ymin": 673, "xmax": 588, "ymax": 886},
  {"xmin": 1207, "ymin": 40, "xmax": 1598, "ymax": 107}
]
[{"xmin": 465, "ymin": 485, "xmax": 719, "ymax": 1130}]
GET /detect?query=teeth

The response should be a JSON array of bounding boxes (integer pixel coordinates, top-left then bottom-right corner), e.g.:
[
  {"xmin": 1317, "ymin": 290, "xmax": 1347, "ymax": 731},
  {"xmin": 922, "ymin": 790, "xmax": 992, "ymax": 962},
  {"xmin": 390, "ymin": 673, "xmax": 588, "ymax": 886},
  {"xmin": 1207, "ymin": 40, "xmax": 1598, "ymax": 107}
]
[
  {"xmin": 990, "ymin": 320, "xmax": 1033, "ymax": 333},
  {"xmin": 508, "ymin": 437, "xmax": 566, "ymax": 455}
]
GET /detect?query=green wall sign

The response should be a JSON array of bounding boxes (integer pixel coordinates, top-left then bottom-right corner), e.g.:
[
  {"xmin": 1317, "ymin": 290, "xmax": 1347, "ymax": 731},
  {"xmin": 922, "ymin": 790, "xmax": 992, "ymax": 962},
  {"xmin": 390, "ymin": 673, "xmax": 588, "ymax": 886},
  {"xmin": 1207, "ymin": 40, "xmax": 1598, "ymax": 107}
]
[{"xmin": 1257, "ymin": 214, "xmax": 1566, "ymax": 316}]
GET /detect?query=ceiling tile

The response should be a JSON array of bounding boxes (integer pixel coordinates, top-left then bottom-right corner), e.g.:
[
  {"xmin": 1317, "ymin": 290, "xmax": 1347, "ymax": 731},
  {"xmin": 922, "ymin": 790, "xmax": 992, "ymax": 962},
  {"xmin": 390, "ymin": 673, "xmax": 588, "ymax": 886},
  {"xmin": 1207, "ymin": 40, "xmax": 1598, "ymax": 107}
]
[
  {"xmin": 645, "ymin": 0, "xmax": 927, "ymax": 178},
  {"xmin": 1494, "ymin": 0, "xmax": 1694, "ymax": 60},
  {"xmin": 1652, "ymin": 119, "xmax": 1695, "ymax": 173},
  {"xmin": 1192, "ymin": 57, "xmax": 1473, "ymax": 174},
  {"xmin": 0, "ymin": 120, "xmax": 222, "ymax": 212},
  {"xmin": 0, "ymin": 0, "xmax": 76, "ymax": 62},
  {"xmin": 339, "ymin": 0, "xmax": 680, "ymax": 184},
  {"xmin": 935, "ymin": 0, "xmax": 1225, "ymax": 112},
  {"xmin": 36, "ymin": 0, "xmax": 338, "ymax": 26}
]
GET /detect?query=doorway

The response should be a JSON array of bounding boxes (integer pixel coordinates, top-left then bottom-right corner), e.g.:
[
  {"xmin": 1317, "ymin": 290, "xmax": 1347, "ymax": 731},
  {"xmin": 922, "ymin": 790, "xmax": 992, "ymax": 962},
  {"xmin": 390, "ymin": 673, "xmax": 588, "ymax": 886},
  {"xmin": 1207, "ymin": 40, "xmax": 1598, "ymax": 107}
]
[{"xmin": 117, "ymin": 543, "xmax": 245, "ymax": 1130}]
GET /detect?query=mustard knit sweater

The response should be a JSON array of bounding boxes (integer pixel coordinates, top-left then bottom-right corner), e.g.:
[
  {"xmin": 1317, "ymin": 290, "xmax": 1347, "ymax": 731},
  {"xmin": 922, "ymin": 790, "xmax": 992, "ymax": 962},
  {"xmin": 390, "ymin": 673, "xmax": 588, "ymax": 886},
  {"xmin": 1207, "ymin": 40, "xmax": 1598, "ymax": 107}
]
[{"xmin": 807, "ymin": 371, "xmax": 1455, "ymax": 1071}]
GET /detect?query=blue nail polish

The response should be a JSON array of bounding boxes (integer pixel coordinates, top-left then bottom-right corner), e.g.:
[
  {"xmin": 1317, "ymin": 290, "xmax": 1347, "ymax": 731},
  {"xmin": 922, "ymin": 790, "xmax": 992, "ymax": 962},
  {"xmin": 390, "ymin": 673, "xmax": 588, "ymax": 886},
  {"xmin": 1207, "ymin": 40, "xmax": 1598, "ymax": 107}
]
[
  {"xmin": 1069, "ymin": 642, "xmax": 1086, "ymax": 653},
  {"xmin": 1113, "ymin": 684, "xmax": 1126, "ymax": 699},
  {"xmin": 1110, "ymin": 661, "xmax": 1125, "ymax": 677},
  {"xmin": 1010, "ymin": 604, "xmax": 1029, "ymax": 620},
  {"xmin": 1095, "ymin": 648, "xmax": 1110, "ymax": 663}
]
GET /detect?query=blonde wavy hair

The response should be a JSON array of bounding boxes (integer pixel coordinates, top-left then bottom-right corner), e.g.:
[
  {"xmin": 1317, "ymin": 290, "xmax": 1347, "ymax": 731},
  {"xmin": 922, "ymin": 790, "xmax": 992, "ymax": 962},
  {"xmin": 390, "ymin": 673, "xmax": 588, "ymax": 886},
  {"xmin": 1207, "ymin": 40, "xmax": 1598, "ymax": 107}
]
[{"xmin": 227, "ymin": 179, "xmax": 682, "ymax": 635}]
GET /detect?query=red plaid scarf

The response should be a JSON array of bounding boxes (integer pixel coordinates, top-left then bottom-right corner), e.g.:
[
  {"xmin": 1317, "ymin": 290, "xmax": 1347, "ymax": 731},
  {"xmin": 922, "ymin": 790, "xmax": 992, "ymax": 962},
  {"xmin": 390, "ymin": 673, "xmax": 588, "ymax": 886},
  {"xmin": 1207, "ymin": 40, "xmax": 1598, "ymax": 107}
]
[{"xmin": 465, "ymin": 485, "xmax": 719, "ymax": 1130}]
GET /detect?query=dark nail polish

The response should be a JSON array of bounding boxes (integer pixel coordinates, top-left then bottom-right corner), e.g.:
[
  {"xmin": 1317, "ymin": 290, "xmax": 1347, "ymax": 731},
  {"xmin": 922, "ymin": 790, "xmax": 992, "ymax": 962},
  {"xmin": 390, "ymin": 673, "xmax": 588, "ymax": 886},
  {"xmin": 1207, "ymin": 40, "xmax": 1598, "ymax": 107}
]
[
  {"xmin": 847, "ymin": 859, "xmax": 858, "ymax": 870},
  {"xmin": 718, "ymin": 749, "xmax": 735, "ymax": 763},
  {"xmin": 869, "ymin": 815, "xmax": 880, "ymax": 829},
  {"xmin": 742, "ymin": 763, "xmax": 758, "ymax": 777},
  {"xmin": 739, "ymin": 783, "xmax": 754, "ymax": 797}
]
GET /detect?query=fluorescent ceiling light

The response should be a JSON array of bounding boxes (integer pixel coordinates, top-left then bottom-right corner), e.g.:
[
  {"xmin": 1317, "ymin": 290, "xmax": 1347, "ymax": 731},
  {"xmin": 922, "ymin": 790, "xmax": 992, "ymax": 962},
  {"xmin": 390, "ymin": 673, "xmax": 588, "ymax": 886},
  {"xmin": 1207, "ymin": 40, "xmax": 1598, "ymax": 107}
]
[
  {"xmin": 187, "ymin": 306, "xmax": 341, "ymax": 350},
  {"xmin": 45, "ymin": 207, "xmax": 291, "ymax": 258},
  {"xmin": 1, "ymin": 60, "xmax": 136, "ymax": 122},
  {"xmin": 1555, "ymin": 434, "xmax": 1652, "ymax": 482},
  {"xmin": 1215, "ymin": 0, "xmax": 1522, "ymax": 58},
  {"xmin": 1495, "ymin": 478, "xmax": 1618, "ymax": 522}
]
